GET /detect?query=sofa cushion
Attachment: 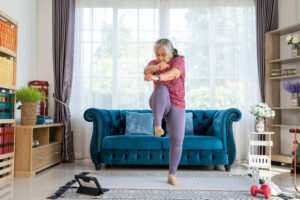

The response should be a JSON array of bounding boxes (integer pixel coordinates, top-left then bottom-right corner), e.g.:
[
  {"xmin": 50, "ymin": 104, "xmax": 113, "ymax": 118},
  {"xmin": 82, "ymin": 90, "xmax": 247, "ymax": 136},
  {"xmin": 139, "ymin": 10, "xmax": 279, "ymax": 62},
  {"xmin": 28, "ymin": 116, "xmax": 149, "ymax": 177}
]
[
  {"xmin": 102, "ymin": 135, "xmax": 162, "ymax": 150},
  {"xmin": 125, "ymin": 112, "xmax": 154, "ymax": 135},
  {"xmin": 162, "ymin": 135, "xmax": 223, "ymax": 150}
]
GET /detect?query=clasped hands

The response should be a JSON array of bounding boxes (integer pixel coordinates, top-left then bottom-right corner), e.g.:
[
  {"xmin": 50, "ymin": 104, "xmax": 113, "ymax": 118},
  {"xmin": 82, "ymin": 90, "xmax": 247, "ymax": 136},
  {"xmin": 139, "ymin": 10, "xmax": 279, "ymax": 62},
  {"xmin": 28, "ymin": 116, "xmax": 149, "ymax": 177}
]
[{"xmin": 144, "ymin": 61, "xmax": 169, "ymax": 82}]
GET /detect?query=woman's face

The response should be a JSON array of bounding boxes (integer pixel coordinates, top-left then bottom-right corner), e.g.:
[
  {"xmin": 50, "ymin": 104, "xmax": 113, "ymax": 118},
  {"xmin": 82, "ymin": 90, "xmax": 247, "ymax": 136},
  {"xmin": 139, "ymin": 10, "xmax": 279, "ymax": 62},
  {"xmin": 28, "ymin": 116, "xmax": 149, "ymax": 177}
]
[{"xmin": 155, "ymin": 46, "xmax": 172, "ymax": 63}]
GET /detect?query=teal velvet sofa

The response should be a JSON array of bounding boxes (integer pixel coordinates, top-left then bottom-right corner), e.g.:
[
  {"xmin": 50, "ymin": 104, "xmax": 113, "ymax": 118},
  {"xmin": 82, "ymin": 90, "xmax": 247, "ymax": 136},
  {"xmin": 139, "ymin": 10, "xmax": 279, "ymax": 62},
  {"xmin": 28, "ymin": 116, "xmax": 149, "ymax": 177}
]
[{"xmin": 84, "ymin": 108, "xmax": 242, "ymax": 172}]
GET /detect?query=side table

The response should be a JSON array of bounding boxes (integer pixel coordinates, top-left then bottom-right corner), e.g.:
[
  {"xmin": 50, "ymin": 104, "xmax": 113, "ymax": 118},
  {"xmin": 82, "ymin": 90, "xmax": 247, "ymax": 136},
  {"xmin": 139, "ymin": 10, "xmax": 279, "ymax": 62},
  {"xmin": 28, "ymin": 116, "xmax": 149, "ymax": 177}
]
[{"xmin": 248, "ymin": 131, "xmax": 275, "ymax": 171}]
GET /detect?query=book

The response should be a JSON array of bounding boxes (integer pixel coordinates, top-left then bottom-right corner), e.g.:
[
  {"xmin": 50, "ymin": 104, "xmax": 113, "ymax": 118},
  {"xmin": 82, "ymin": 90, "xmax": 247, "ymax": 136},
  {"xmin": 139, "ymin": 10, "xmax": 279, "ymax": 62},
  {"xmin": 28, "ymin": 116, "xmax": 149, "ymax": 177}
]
[
  {"xmin": 0, "ymin": 20, "xmax": 15, "ymax": 52},
  {"xmin": 0, "ymin": 92, "xmax": 14, "ymax": 119},
  {"xmin": 0, "ymin": 127, "xmax": 3, "ymax": 154}
]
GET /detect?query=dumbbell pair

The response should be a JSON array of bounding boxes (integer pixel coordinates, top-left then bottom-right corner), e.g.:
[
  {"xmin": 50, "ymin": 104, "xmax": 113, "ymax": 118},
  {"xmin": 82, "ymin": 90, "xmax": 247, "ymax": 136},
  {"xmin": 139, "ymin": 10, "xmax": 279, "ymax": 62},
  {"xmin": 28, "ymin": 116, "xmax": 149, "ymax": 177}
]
[{"xmin": 251, "ymin": 184, "xmax": 271, "ymax": 199}]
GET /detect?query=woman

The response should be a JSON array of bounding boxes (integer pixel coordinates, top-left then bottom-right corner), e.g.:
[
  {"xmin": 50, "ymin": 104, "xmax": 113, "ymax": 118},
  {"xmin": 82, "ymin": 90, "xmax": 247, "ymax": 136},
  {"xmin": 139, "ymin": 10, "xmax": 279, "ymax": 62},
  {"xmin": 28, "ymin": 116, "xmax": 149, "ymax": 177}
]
[{"xmin": 144, "ymin": 38, "xmax": 185, "ymax": 186}]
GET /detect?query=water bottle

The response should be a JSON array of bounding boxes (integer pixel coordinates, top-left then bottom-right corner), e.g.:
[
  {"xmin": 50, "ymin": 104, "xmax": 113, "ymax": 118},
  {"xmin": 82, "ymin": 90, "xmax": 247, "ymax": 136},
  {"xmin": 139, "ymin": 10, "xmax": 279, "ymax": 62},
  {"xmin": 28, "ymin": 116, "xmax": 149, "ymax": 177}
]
[{"xmin": 252, "ymin": 167, "xmax": 260, "ymax": 186}]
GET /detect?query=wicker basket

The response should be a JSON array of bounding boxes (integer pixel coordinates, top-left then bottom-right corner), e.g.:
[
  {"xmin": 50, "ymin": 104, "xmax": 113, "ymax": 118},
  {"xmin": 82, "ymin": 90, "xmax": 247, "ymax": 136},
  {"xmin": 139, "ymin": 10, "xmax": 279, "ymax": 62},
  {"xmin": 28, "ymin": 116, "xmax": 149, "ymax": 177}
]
[{"xmin": 20, "ymin": 102, "xmax": 37, "ymax": 125}]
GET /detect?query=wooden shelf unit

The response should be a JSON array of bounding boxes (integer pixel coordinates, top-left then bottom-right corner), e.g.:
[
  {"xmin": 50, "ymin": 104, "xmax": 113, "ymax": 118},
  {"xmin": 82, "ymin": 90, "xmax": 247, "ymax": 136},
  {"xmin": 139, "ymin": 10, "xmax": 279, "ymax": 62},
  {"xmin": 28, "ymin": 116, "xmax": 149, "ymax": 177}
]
[
  {"xmin": 271, "ymin": 107, "xmax": 300, "ymax": 110},
  {"xmin": 268, "ymin": 55, "xmax": 300, "ymax": 64},
  {"xmin": 268, "ymin": 74, "xmax": 300, "ymax": 80},
  {"xmin": 265, "ymin": 23, "xmax": 300, "ymax": 164},
  {"xmin": 14, "ymin": 123, "xmax": 63, "ymax": 177},
  {"xmin": 0, "ymin": 10, "xmax": 18, "ymax": 185}
]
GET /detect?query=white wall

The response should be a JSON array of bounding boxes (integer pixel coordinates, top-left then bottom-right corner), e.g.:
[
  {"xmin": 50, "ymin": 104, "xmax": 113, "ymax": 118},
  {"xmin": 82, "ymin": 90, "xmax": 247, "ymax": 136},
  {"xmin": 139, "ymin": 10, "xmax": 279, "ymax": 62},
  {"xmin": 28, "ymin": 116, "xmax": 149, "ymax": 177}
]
[
  {"xmin": 279, "ymin": 0, "xmax": 300, "ymax": 28},
  {"xmin": 278, "ymin": 0, "xmax": 300, "ymax": 155},
  {"xmin": 0, "ymin": 0, "xmax": 38, "ymax": 123},
  {"xmin": 37, "ymin": 0, "xmax": 55, "ymax": 118}
]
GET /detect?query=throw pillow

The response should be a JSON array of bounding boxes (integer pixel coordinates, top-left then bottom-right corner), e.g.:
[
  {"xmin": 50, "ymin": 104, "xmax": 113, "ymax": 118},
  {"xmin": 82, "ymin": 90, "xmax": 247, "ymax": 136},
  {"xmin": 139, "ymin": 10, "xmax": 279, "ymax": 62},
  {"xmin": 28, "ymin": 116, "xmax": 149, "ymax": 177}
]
[
  {"xmin": 125, "ymin": 112, "xmax": 154, "ymax": 135},
  {"xmin": 185, "ymin": 112, "xmax": 194, "ymax": 135}
]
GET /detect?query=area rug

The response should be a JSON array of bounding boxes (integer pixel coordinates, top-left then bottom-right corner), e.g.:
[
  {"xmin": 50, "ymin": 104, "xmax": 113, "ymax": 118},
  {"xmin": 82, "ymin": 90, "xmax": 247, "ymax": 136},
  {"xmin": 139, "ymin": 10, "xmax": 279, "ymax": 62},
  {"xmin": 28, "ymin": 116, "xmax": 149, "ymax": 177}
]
[{"xmin": 47, "ymin": 170, "xmax": 287, "ymax": 200}]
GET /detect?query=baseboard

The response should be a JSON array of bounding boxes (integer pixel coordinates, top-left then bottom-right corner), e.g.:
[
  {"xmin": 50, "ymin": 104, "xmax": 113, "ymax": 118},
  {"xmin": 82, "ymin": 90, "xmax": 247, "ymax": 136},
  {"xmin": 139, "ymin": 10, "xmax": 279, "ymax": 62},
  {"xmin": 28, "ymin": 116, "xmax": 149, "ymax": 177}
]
[{"xmin": 74, "ymin": 152, "xmax": 83, "ymax": 159}]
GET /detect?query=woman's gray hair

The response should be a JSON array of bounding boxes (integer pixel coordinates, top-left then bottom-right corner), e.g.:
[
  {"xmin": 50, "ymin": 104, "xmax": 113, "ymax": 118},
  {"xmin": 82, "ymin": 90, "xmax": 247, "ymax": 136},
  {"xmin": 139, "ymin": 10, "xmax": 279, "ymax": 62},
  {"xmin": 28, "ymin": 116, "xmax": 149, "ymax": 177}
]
[{"xmin": 154, "ymin": 38, "xmax": 174, "ymax": 56}]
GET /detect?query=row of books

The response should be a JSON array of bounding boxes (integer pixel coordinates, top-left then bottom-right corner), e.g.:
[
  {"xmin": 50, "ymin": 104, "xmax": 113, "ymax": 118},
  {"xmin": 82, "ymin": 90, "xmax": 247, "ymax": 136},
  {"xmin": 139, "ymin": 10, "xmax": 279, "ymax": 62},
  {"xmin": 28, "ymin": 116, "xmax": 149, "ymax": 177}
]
[
  {"xmin": 0, "ymin": 92, "xmax": 14, "ymax": 119},
  {"xmin": 0, "ymin": 56, "xmax": 14, "ymax": 86},
  {"xmin": 0, "ymin": 126, "xmax": 14, "ymax": 154},
  {"xmin": 0, "ymin": 20, "xmax": 16, "ymax": 52}
]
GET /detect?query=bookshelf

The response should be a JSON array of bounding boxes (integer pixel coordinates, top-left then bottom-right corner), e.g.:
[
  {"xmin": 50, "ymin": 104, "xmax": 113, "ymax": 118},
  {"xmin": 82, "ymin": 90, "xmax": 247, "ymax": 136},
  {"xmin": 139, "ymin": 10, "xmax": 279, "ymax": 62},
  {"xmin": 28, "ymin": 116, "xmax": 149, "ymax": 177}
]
[
  {"xmin": 265, "ymin": 23, "xmax": 300, "ymax": 165},
  {"xmin": 0, "ymin": 10, "xmax": 18, "ymax": 185}
]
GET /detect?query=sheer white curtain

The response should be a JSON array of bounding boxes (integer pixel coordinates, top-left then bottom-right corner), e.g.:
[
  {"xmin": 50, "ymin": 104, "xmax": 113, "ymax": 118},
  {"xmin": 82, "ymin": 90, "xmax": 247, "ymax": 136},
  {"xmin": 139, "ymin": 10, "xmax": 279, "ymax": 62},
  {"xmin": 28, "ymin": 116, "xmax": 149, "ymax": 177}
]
[{"xmin": 72, "ymin": 0, "xmax": 260, "ymax": 160}]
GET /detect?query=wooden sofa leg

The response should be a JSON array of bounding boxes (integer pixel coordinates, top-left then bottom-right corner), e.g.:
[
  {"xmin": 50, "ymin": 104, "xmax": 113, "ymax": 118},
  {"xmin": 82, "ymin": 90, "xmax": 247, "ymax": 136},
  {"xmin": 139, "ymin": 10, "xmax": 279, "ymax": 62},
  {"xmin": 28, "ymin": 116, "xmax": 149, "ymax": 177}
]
[
  {"xmin": 95, "ymin": 164, "xmax": 101, "ymax": 170},
  {"xmin": 224, "ymin": 165, "xmax": 231, "ymax": 172}
]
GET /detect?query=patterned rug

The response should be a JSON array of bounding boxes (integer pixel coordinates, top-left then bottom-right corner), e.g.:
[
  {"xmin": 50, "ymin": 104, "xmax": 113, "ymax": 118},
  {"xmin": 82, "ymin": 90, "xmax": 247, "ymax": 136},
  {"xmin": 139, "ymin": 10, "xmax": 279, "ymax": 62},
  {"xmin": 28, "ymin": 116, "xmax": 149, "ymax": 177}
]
[{"xmin": 47, "ymin": 170, "xmax": 289, "ymax": 200}]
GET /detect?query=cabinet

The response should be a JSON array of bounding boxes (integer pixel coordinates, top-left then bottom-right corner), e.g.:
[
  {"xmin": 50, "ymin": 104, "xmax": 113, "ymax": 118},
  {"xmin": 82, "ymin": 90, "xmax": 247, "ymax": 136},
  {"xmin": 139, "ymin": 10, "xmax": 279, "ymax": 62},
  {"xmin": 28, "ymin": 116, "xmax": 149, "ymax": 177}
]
[
  {"xmin": 14, "ymin": 123, "xmax": 63, "ymax": 177},
  {"xmin": 265, "ymin": 24, "xmax": 300, "ymax": 164},
  {"xmin": 0, "ymin": 10, "xmax": 18, "ymax": 185}
]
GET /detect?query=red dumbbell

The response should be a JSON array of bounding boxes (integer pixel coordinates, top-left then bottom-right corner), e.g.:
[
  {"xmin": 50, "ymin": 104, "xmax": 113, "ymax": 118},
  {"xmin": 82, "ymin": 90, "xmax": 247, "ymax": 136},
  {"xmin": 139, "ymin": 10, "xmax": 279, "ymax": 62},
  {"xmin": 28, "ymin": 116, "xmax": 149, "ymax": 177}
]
[{"xmin": 251, "ymin": 184, "xmax": 271, "ymax": 199}]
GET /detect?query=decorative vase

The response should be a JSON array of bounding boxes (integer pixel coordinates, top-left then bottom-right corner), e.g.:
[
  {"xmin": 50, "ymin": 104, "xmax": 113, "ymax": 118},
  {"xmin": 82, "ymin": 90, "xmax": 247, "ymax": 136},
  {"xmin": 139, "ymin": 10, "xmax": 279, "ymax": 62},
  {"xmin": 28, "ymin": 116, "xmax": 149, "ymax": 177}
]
[
  {"xmin": 255, "ymin": 118, "xmax": 265, "ymax": 133},
  {"xmin": 291, "ymin": 44, "xmax": 300, "ymax": 57},
  {"xmin": 20, "ymin": 102, "xmax": 37, "ymax": 125},
  {"xmin": 291, "ymin": 92, "xmax": 300, "ymax": 107}
]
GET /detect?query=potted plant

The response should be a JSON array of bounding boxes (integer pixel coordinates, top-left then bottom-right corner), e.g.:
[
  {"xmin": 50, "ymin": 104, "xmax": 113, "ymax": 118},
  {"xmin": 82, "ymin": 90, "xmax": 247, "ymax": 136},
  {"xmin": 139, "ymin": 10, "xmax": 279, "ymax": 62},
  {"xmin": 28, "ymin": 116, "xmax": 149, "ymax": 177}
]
[
  {"xmin": 282, "ymin": 81, "xmax": 300, "ymax": 107},
  {"xmin": 250, "ymin": 103, "xmax": 275, "ymax": 132},
  {"xmin": 16, "ymin": 86, "xmax": 45, "ymax": 125},
  {"xmin": 286, "ymin": 34, "xmax": 300, "ymax": 57}
]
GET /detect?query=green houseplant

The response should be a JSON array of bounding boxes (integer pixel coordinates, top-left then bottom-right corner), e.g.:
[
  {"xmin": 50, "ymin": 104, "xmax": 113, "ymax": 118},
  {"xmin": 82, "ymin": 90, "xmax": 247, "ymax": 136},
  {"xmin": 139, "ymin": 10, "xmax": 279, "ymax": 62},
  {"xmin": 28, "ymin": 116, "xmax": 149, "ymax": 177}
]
[{"xmin": 16, "ymin": 86, "xmax": 45, "ymax": 125}]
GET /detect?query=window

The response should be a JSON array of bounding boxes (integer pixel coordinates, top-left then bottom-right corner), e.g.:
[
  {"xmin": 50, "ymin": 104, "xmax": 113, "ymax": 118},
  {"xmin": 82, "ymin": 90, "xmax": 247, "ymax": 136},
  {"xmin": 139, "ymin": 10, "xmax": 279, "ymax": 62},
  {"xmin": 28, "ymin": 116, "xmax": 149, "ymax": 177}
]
[{"xmin": 72, "ymin": 0, "xmax": 258, "ymax": 111}]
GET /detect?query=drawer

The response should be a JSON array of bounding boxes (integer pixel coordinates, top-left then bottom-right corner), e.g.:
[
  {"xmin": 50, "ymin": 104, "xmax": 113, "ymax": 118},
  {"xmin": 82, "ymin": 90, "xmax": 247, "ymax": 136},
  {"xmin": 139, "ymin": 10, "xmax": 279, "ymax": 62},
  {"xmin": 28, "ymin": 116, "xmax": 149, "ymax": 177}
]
[
  {"xmin": 48, "ymin": 143, "xmax": 62, "ymax": 164},
  {"xmin": 32, "ymin": 143, "xmax": 62, "ymax": 170},
  {"xmin": 32, "ymin": 147, "xmax": 49, "ymax": 170}
]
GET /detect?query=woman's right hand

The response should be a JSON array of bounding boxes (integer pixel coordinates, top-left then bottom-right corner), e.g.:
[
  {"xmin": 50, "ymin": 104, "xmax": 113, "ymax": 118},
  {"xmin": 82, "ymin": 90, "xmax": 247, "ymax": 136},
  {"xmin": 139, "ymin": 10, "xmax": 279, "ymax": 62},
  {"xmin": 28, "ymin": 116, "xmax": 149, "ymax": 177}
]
[{"xmin": 157, "ymin": 62, "xmax": 169, "ymax": 70}]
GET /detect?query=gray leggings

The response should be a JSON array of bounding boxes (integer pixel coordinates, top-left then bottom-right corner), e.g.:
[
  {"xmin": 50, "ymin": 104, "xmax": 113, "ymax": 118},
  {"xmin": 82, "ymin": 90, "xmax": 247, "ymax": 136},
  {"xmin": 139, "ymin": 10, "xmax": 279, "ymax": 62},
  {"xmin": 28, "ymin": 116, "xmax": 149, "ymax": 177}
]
[{"xmin": 149, "ymin": 85, "xmax": 185, "ymax": 175}]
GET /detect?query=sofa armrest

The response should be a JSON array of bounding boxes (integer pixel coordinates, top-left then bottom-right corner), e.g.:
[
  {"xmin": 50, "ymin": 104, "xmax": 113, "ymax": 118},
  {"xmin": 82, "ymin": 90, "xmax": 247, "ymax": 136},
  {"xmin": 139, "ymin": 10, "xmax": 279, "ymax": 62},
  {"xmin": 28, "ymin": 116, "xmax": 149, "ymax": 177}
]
[
  {"xmin": 212, "ymin": 108, "xmax": 242, "ymax": 165},
  {"xmin": 84, "ymin": 108, "xmax": 111, "ymax": 164}
]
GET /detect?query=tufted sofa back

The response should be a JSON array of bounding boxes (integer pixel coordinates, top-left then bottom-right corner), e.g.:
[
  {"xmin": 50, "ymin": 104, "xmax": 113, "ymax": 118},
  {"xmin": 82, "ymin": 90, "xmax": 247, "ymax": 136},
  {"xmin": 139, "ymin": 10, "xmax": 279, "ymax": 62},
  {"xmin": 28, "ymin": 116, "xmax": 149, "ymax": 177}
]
[{"xmin": 101, "ymin": 109, "xmax": 218, "ymax": 136}]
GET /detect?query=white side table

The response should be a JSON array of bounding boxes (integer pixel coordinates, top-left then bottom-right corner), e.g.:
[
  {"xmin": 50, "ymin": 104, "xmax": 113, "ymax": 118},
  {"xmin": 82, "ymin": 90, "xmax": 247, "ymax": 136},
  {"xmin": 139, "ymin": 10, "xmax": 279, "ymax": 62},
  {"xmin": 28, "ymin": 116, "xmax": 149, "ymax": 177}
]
[{"xmin": 248, "ymin": 131, "xmax": 275, "ymax": 171}]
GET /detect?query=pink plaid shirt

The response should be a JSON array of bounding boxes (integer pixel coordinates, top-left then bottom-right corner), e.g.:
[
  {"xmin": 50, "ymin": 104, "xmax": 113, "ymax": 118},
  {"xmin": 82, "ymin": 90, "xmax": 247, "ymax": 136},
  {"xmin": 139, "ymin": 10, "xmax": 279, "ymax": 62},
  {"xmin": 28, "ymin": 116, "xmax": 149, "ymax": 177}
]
[{"xmin": 146, "ymin": 56, "xmax": 185, "ymax": 109}]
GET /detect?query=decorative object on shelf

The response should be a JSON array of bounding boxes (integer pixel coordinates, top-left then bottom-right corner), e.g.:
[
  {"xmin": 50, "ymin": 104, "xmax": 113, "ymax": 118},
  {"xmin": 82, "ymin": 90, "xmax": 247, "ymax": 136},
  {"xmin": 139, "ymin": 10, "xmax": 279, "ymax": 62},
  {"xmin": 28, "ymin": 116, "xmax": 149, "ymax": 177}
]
[
  {"xmin": 28, "ymin": 81, "xmax": 49, "ymax": 116},
  {"xmin": 36, "ymin": 115, "xmax": 53, "ymax": 124},
  {"xmin": 282, "ymin": 81, "xmax": 300, "ymax": 107},
  {"xmin": 250, "ymin": 103, "xmax": 275, "ymax": 132},
  {"xmin": 32, "ymin": 139, "xmax": 39, "ymax": 148},
  {"xmin": 16, "ymin": 86, "xmax": 45, "ymax": 125},
  {"xmin": 286, "ymin": 34, "xmax": 300, "ymax": 57},
  {"xmin": 271, "ymin": 68, "xmax": 296, "ymax": 77}
]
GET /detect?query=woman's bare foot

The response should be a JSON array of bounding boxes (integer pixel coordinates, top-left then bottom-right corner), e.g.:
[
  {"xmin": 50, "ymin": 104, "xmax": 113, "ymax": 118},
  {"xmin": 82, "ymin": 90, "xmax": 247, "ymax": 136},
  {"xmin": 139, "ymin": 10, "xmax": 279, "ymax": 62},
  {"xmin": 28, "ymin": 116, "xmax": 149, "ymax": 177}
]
[
  {"xmin": 168, "ymin": 174, "xmax": 181, "ymax": 186},
  {"xmin": 154, "ymin": 126, "xmax": 164, "ymax": 137}
]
